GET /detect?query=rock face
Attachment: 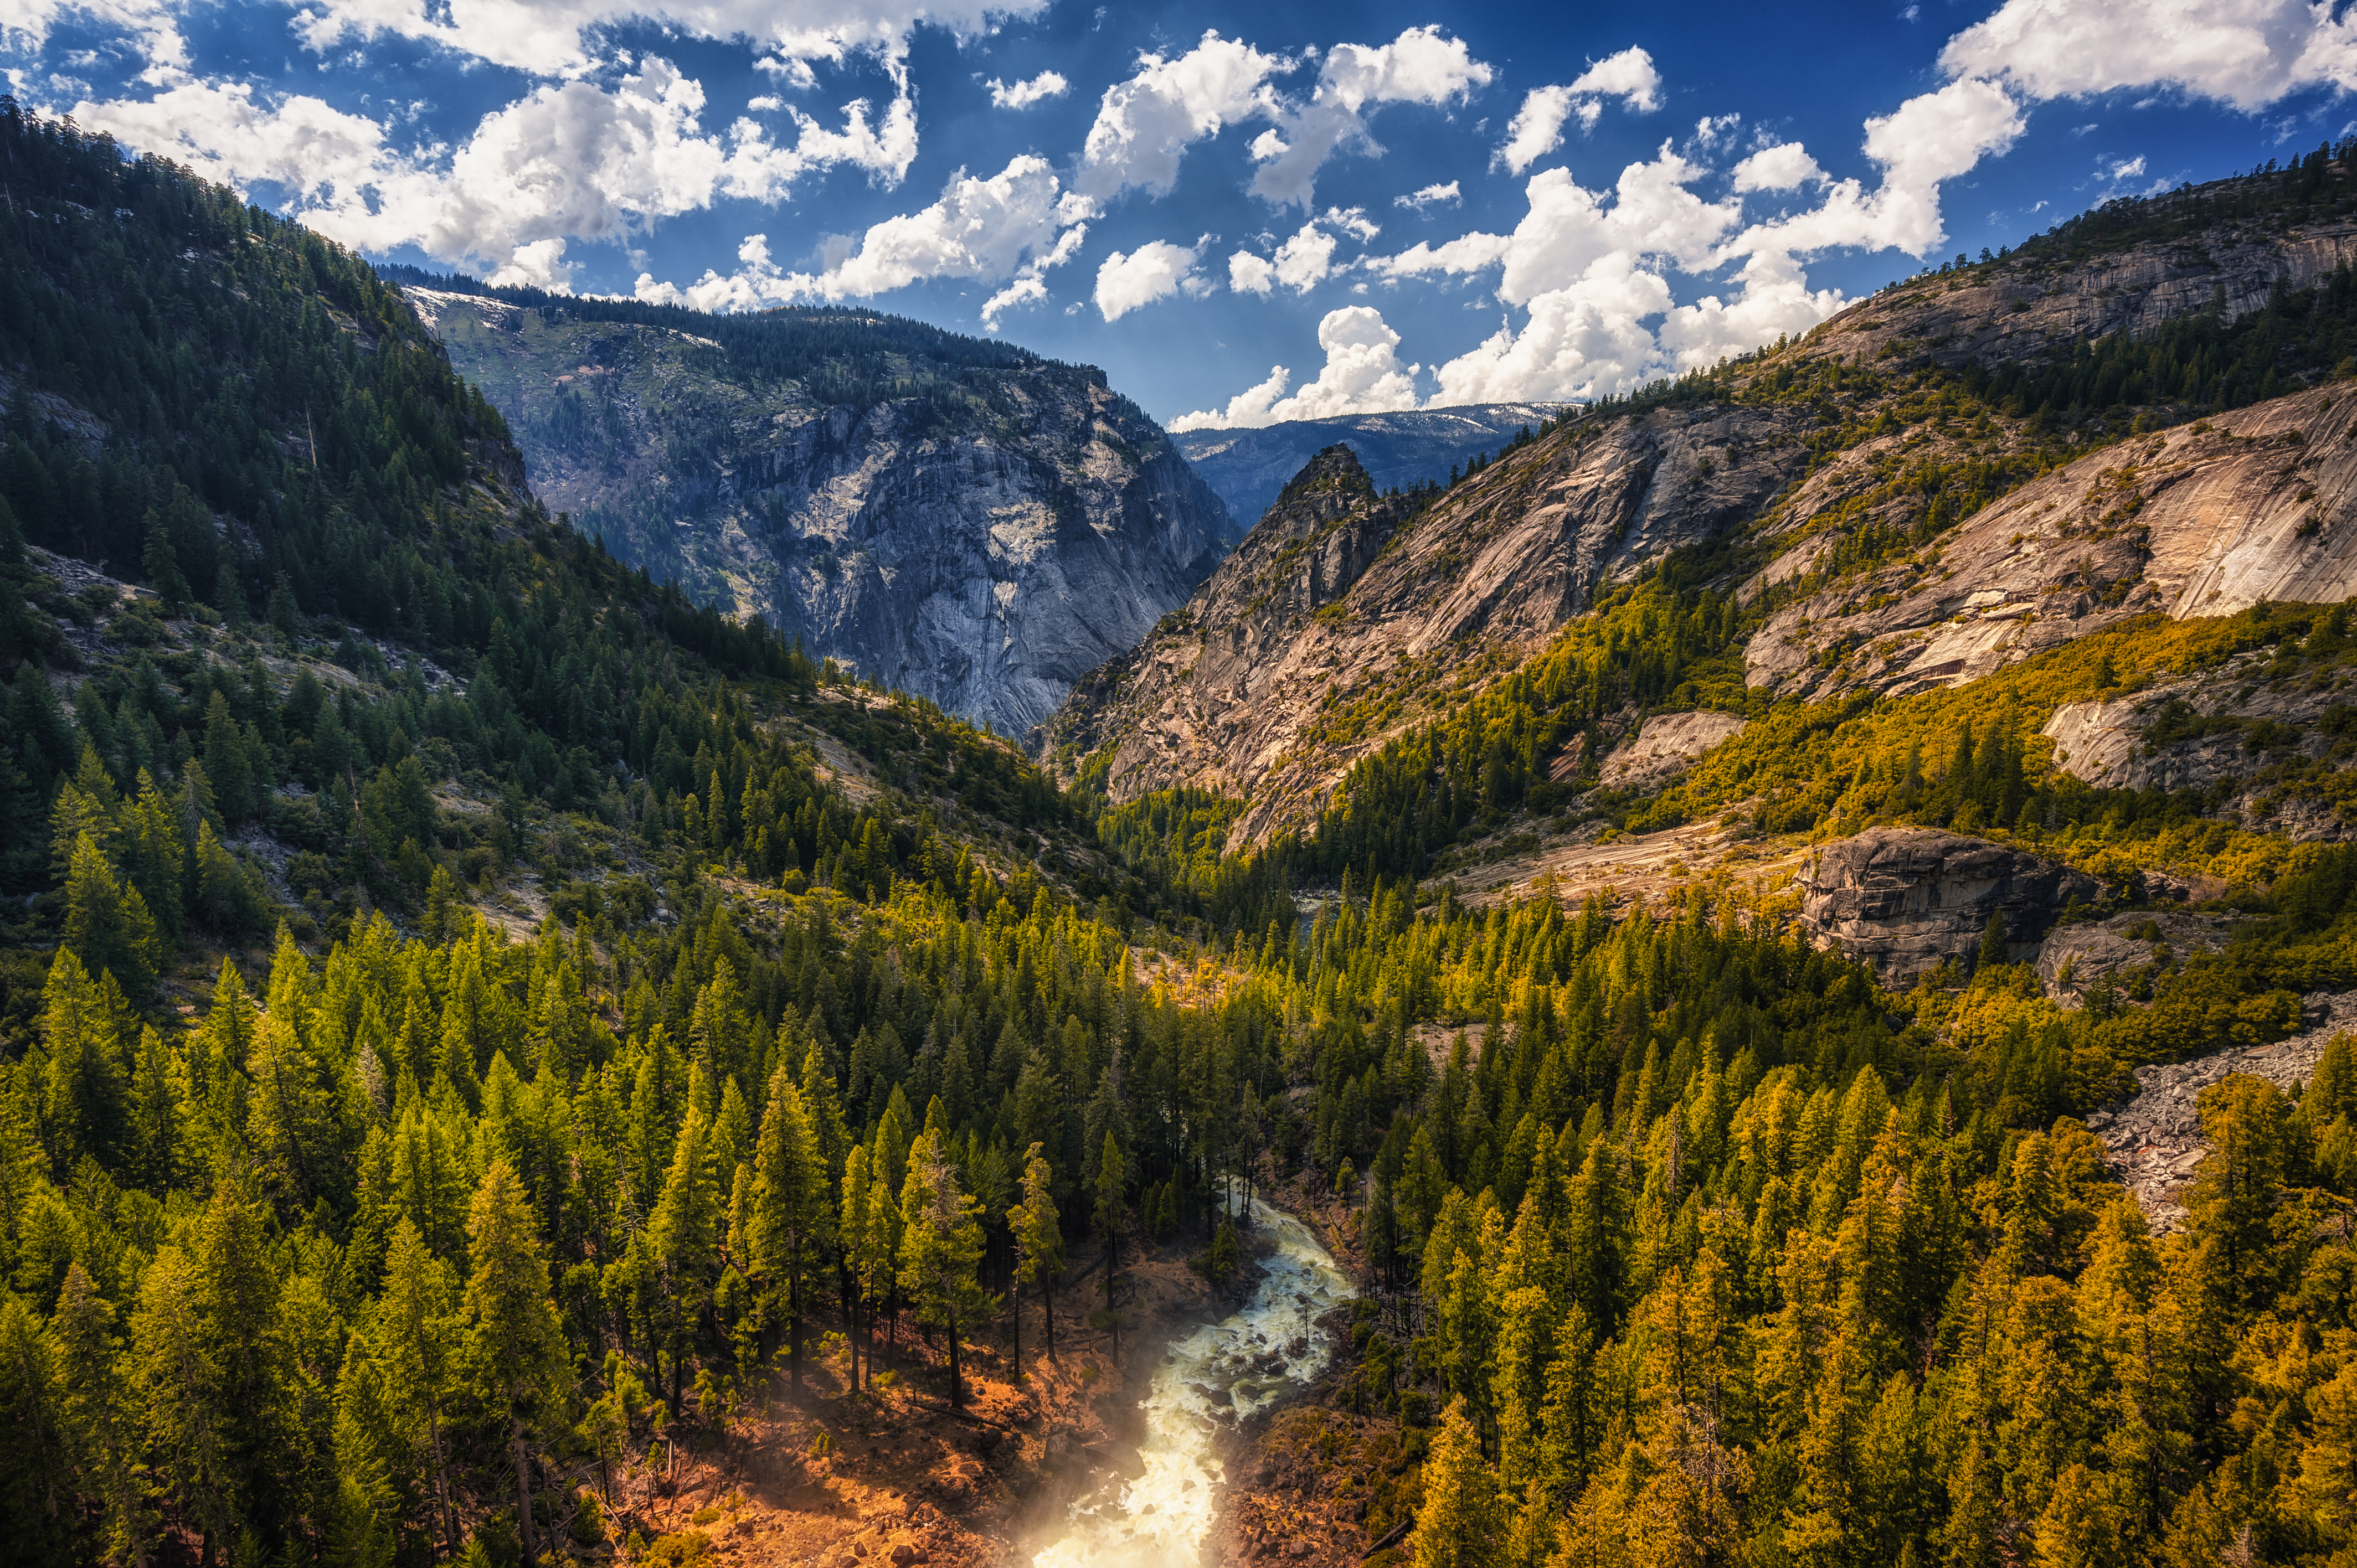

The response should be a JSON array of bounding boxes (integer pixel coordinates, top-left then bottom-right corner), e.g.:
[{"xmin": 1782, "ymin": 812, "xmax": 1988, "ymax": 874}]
[
  {"xmin": 1598, "ymin": 711, "xmax": 1751, "ymax": 792},
  {"xmin": 1044, "ymin": 408, "xmax": 1811, "ymax": 845},
  {"xmin": 1746, "ymin": 386, "xmax": 2357, "ymax": 702},
  {"xmin": 1047, "ymin": 177, "xmax": 2357, "ymax": 847},
  {"xmin": 2087, "ymin": 992, "xmax": 2357, "ymax": 1229},
  {"xmin": 1796, "ymin": 828, "xmax": 2101, "ymax": 985},
  {"xmin": 408, "ymin": 288, "xmax": 1232, "ymax": 734},
  {"xmin": 2034, "ymin": 910, "xmax": 2236, "ymax": 1007},
  {"xmin": 1172, "ymin": 404, "xmax": 1567, "ymax": 529},
  {"xmin": 2037, "ymin": 648, "xmax": 2357, "ymax": 841}
]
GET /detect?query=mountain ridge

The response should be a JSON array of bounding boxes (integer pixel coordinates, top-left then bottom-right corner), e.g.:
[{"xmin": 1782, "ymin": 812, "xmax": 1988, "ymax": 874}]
[
  {"xmin": 1171, "ymin": 402, "xmax": 1567, "ymax": 527},
  {"xmin": 404, "ymin": 278, "xmax": 1234, "ymax": 735}
]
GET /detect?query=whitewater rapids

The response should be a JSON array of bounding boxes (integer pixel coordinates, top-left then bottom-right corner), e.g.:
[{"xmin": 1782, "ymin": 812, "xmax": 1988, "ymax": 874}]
[{"xmin": 1030, "ymin": 1199, "xmax": 1355, "ymax": 1568}]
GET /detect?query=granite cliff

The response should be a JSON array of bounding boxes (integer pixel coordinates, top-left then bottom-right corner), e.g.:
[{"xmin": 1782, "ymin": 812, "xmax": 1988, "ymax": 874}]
[{"xmin": 403, "ymin": 282, "xmax": 1233, "ymax": 735}]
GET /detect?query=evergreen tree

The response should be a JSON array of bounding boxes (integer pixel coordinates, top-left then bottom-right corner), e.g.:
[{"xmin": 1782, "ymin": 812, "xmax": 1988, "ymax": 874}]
[
  {"xmin": 1008, "ymin": 1141, "xmax": 1063, "ymax": 1373},
  {"xmin": 377, "ymin": 1219, "xmax": 460, "ymax": 1557},
  {"xmin": 1413, "ymin": 1397, "xmax": 1499, "ymax": 1568},
  {"xmin": 897, "ymin": 1128, "xmax": 992, "ymax": 1410},
  {"xmin": 462, "ymin": 1162, "xmax": 570, "ymax": 1566},
  {"xmin": 53, "ymin": 1261, "xmax": 155, "ymax": 1568},
  {"xmin": 748, "ymin": 1063, "xmax": 826, "ymax": 1404}
]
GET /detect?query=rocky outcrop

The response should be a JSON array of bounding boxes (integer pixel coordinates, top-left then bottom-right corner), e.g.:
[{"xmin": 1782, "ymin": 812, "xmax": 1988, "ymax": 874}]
[
  {"xmin": 1598, "ymin": 711, "xmax": 1751, "ymax": 792},
  {"xmin": 1746, "ymin": 386, "xmax": 2357, "ymax": 702},
  {"xmin": 1047, "ymin": 178, "xmax": 2357, "ymax": 844},
  {"xmin": 2034, "ymin": 910, "xmax": 2236, "ymax": 1007},
  {"xmin": 2038, "ymin": 649, "xmax": 2357, "ymax": 844},
  {"xmin": 1044, "ymin": 406, "xmax": 1812, "ymax": 846},
  {"xmin": 409, "ymin": 288, "xmax": 1232, "ymax": 735},
  {"xmin": 1780, "ymin": 210, "xmax": 2357, "ymax": 384},
  {"xmin": 2088, "ymin": 992, "xmax": 2357, "ymax": 1229},
  {"xmin": 1172, "ymin": 404, "xmax": 1567, "ymax": 529},
  {"xmin": 1796, "ymin": 828, "xmax": 2100, "ymax": 985}
]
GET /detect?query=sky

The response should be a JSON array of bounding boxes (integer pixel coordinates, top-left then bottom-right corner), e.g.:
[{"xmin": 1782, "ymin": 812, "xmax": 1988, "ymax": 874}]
[{"xmin": 7, "ymin": 1, "xmax": 2357, "ymax": 430}]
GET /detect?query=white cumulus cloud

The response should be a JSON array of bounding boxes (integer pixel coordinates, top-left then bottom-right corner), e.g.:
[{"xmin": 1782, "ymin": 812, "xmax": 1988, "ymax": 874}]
[
  {"xmin": 1396, "ymin": 180, "xmax": 1461, "ymax": 211},
  {"xmin": 631, "ymin": 153, "xmax": 1083, "ymax": 322},
  {"xmin": 1730, "ymin": 142, "xmax": 1824, "ymax": 193},
  {"xmin": 987, "ymin": 70, "xmax": 1068, "ymax": 109},
  {"xmin": 1094, "ymin": 239, "xmax": 1207, "ymax": 321},
  {"xmin": 1171, "ymin": 305, "xmax": 1421, "ymax": 430},
  {"xmin": 1497, "ymin": 47, "xmax": 1663, "ymax": 174},
  {"xmin": 70, "ymin": 57, "xmax": 917, "ymax": 282},
  {"xmin": 1248, "ymin": 25, "xmax": 1492, "ymax": 209},
  {"xmin": 1938, "ymin": 0, "xmax": 2357, "ymax": 112},
  {"xmin": 1074, "ymin": 30, "xmax": 1286, "ymax": 203}
]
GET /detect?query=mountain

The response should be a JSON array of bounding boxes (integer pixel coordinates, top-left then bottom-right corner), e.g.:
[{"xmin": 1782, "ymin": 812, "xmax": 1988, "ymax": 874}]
[
  {"xmin": 1048, "ymin": 153, "xmax": 2357, "ymax": 860},
  {"xmin": 1171, "ymin": 402, "xmax": 1565, "ymax": 525},
  {"xmin": 395, "ymin": 275, "xmax": 1233, "ymax": 735},
  {"xmin": 23, "ymin": 103, "xmax": 2357, "ymax": 1568}
]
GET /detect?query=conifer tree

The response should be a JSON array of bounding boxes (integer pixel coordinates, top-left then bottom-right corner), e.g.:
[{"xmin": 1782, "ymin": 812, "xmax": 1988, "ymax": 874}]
[
  {"xmin": 1008, "ymin": 1141, "xmax": 1063, "ymax": 1373},
  {"xmin": 62, "ymin": 830, "xmax": 159, "ymax": 996},
  {"xmin": 53, "ymin": 1261, "xmax": 155, "ymax": 1568},
  {"xmin": 1413, "ymin": 1397, "xmax": 1499, "ymax": 1568},
  {"xmin": 897, "ymin": 1128, "xmax": 992, "ymax": 1409},
  {"xmin": 644, "ymin": 1102, "xmax": 720, "ymax": 1417},
  {"xmin": 462, "ymin": 1161, "xmax": 570, "ymax": 1566},
  {"xmin": 1095, "ymin": 1129, "xmax": 1126, "ymax": 1313},
  {"xmin": 749, "ymin": 1063, "xmax": 826, "ymax": 1404},
  {"xmin": 377, "ymin": 1219, "xmax": 460, "ymax": 1557}
]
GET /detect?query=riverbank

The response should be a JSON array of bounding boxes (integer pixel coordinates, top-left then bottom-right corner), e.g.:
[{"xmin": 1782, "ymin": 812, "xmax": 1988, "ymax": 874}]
[
  {"xmin": 594, "ymin": 1208, "xmax": 1284, "ymax": 1568},
  {"xmin": 1211, "ymin": 1177, "xmax": 1422, "ymax": 1568}
]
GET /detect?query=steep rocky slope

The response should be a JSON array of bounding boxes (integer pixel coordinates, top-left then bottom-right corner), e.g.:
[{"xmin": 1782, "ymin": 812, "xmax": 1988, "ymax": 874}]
[
  {"xmin": 406, "ymin": 285, "xmax": 1232, "ymax": 734},
  {"xmin": 1044, "ymin": 404, "xmax": 1806, "ymax": 843},
  {"xmin": 1744, "ymin": 384, "xmax": 2357, "ymax": 700},
  {"xmin": 1172, "ymin": 403, "xmax": 1565, "ymax": 526},
  {"xmin": 1048, "ymin": 163, "xmax": 2357, "ymax": 852}
]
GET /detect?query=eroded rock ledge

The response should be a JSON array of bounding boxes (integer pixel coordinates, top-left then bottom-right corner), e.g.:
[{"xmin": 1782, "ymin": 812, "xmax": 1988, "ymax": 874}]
[{"xmin": 1796, "ymin": 827, "xmax": 2100, "ymax": 987}]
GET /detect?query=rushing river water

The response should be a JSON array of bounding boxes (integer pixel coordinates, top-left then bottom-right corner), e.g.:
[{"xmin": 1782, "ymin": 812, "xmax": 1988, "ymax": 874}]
[{"xmin": 1030, "ymin": 1199, "xmax": 1356, "ymax": 1568}]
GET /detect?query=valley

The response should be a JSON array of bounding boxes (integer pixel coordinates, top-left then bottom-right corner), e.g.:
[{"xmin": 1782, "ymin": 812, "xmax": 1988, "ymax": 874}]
[{"xmin": 16, "ymin": 98, "xmax": 2357, "ymax": 1568}]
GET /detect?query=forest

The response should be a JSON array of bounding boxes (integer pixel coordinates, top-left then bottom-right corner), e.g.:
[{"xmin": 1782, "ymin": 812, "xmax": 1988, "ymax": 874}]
[{"xmin": 13, "ymin": 96, "xmax": 2357, "ymax": 1568}]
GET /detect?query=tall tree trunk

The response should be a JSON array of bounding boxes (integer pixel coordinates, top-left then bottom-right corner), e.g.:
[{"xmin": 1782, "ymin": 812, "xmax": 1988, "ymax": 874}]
[
  {"xmin": 789, "ymin": 1260, "xmax": 803, "ymax": 1409},
  {"xmin": 1010, "ymin": 1282, "xmax": 1022, "ymax": 1380},
  {"xmin": 512, "ymin": 1416, "xmax": 537, "ymax": 1563},
  {"xmin": 428, "ymin": 1403, "xmax": 458, "ymax": 1557},
  {"xmin": 948, "ymin": 1310, "xmax": 963, "ymax": 1410},
  {"xmin": 1043, "ymin": 1273, "xmax": 1056, "ymax": 1361}
]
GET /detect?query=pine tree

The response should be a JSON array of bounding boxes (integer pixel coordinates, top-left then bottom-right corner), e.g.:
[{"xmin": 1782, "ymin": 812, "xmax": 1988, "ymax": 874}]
[
  {"xmin": 62, "ymin": 830, "xmax": 160, "ymax": 997},
  {"xmin": 645, "ymin": 1106, "xmax": 719, "ymax": 1416},
  {"xmin": 52, "ymin": 1262, "xmax": 154, "ymax": 1567},
  {"xmin": 1095, "ymin": 1129, "xmax": 1127, "ymax": 1313},
  {"xmin": 377, "ymin": 1218, "xmax": 460, "ymax": 1557},
  {"xmin": 749, "ymin": 1064, "xmax": 826, "ymax": 1405},
  {"xmin": 897, "ymin": 1128, "xmax": 993, "ymax": 1410},
  {"xmin": 0, "ymin": 1290, "xmax": 70, "ymax": 1556},
  {"xmin": 41, "ymin": 945, "xmax": 124, "ymax": 1172},
  {"xmin": 142, "ymin": 507, "xmax": 189, "ymax": 612},
  {"xmin": 132, "ymin": 1244, "xmax": 232, "ymax": 1564},
  {"xmin": 1008, "ymin": 1141, "xmax": 1063, "ymax": 1373},
  {"xmin": 1412, "ymin": 1397, "xmax": 1499, "ymax": 1568},
  {"xmin": 463, "ymin": 1161, "xmax": 571, "ymax": 1566}
]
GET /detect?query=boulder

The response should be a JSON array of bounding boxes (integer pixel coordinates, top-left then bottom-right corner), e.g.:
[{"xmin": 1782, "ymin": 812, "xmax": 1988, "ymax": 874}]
[{"xmin": 1797, "ymin": 828, "xmax": 2100, "ymax": 986}]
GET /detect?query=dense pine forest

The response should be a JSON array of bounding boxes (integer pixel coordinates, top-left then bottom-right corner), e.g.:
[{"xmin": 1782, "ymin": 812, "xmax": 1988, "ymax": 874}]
[{"xmin": 16, "ymin": 98, "xmax": 2357, "ymax": 1568}]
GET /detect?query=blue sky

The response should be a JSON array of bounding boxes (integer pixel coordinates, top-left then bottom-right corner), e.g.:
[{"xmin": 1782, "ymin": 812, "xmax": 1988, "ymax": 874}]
[{"xmin": 8, "ymin": 0, "xmax": 2356, "ymax": 427}]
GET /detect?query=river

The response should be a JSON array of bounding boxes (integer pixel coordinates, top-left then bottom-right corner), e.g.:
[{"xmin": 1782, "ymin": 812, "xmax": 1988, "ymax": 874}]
[{"xmin": 1029, "ymin": 1199, "xmax": 1356, "ymax": 1568}]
